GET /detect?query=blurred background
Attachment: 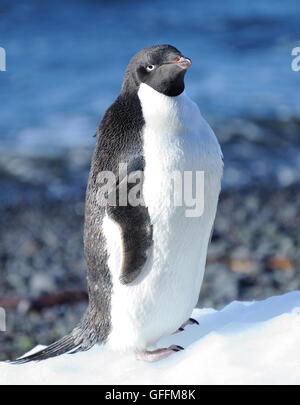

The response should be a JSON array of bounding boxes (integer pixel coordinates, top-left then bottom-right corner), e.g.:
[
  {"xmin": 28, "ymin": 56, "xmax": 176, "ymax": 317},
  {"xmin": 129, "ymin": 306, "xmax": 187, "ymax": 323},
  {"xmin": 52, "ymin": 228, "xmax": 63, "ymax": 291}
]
[{"xmin": 0, "ymin": 0, "xmax": 300, "ymax": 360}]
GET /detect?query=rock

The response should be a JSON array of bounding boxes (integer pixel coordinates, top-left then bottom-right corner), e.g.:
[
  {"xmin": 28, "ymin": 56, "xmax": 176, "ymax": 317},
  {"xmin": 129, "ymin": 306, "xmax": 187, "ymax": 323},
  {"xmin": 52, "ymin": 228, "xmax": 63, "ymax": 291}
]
[
  {"xmin": 30, "ymin": 273, "xmax": 56, "ymax": 294},
  {"xmin": 229, "ymin": 258, "xmax": 256, "ymax": 274},
  {"xmin": 267, "ymin": 256, "xmax": 294, "ymax": 272}
]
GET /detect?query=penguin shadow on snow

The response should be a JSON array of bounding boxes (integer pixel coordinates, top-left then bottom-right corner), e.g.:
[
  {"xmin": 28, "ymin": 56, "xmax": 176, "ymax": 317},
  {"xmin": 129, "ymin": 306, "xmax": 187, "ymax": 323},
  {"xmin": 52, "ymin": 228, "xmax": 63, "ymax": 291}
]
[{"xmin": 152, "ymin": 291, "xmax": 300, "ymax": 364}]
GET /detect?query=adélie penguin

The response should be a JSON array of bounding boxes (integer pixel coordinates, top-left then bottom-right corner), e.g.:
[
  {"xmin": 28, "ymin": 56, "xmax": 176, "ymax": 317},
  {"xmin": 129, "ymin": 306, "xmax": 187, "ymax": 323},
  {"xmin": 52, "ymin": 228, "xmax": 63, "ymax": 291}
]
[{"xmin": 12, "ymin": 45, "xmax": 223, "ymax": 363}]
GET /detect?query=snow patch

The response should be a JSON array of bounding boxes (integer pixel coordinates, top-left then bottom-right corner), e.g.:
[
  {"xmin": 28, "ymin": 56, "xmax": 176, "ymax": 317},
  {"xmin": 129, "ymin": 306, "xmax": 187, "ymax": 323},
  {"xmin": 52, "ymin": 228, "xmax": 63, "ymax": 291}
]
[{"xmin": 1, "ymin": 291, "xmax": 300, "ymax": 385}]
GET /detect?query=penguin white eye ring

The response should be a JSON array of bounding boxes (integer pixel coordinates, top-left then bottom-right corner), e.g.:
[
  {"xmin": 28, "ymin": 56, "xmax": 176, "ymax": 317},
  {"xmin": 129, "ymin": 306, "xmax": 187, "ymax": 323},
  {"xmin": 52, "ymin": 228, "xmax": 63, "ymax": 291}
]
[
  {"xmin": 12, "ymin": 44, "xmax": 223, "ymax": 364},
  {"xmin": 146, "ymin": 64, "xmax": 155, "ymax": 72}
]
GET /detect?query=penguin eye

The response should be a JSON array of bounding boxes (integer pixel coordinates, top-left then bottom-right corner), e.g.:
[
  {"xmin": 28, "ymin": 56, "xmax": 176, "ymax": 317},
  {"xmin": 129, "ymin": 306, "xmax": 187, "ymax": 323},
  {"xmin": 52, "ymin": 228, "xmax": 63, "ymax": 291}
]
[{"xmin": 146, "ymin": 64, "xmax": 155, "ymax": 72}]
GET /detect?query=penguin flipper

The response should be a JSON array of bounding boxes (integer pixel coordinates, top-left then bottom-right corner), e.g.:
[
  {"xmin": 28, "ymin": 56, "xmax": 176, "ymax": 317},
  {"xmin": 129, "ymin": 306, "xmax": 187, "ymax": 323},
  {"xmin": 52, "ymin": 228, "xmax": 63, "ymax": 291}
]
[
  {"xmin": 107, "ymin": 165, "xmax": 153, "ymax": 285},
  {"xmin": 108, "ymin": 203, "xmax": 153, "ymax": 284}
]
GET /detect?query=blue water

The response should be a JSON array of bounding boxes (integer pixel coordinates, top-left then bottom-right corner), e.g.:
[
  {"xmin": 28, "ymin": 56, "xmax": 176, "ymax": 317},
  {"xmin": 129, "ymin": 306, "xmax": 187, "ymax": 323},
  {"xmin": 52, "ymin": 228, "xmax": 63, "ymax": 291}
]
[{"xmin": 0, "ymin": 0, "xmax": 300, "ymax": 189}]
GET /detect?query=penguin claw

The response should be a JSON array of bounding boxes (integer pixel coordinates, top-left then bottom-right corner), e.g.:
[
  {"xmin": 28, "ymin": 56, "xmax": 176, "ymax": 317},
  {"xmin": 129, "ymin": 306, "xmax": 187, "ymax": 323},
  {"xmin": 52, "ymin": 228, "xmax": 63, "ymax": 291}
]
[
  {"xmin": 172, "ymin": 317, "xmax": 199, "ymax": 334},
  {"xmin": 136, "ymin": 345, "xmax": 184, "ymax": 362},
  {"xmin": 170, "ymin": 345, "xmax": 184, "ymax": 352},
  {"xmin": 172, "ymin": 327, "xmax": 184, "ymax": 334},
  {"xmin": 189, "ymin": 317, "xmax": 199, "ymax": 325}
]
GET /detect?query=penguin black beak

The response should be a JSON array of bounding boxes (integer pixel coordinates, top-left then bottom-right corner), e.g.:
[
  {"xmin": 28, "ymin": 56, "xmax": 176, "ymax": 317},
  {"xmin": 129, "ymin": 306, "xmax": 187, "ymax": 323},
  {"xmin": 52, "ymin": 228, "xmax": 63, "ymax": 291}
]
[{"xmin": 173, "ymin": 56, "xmax": 192, "ymax": 69}]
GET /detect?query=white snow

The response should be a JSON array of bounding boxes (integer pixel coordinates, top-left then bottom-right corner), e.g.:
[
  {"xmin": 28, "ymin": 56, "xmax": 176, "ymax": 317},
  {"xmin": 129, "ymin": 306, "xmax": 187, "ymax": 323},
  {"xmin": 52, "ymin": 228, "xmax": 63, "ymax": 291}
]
[{"xmin": 1, "ymin": 291, "xmax": 300, "ymax": 385}]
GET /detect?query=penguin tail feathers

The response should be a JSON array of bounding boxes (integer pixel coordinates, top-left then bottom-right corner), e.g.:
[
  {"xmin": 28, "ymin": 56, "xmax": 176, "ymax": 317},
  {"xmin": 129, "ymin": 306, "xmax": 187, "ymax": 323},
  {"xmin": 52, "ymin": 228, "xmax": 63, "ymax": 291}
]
[{"xmin": 9, "ymin": 328, "xmax": 92, "ymax": 365}]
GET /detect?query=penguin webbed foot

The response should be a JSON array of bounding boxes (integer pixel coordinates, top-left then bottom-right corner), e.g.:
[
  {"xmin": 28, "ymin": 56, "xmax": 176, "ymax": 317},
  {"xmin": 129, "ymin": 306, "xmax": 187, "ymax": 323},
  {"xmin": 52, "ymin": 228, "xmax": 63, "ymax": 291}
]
[
  {"xmin": 136, "ymin": 345, "xmax": 184, "ymax": 362},
  {"xmin": 173, "ymin": 317, "xmax": 199, "ymax": 334}
]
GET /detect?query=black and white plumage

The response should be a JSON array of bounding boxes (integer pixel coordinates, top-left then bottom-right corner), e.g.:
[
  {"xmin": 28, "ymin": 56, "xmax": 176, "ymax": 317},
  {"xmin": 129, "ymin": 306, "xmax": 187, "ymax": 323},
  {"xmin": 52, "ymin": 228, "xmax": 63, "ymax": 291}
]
[{"xmin": 12, "ymin": 45, "xmax": 223, "ymax": 363}]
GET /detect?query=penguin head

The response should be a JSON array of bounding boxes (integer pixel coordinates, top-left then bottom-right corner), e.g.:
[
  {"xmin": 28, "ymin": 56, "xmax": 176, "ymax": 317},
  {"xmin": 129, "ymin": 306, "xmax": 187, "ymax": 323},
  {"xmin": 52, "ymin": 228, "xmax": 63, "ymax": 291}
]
[{"xmin": 121, "ymin": 45, "xmax": 192, "ymax": 97}]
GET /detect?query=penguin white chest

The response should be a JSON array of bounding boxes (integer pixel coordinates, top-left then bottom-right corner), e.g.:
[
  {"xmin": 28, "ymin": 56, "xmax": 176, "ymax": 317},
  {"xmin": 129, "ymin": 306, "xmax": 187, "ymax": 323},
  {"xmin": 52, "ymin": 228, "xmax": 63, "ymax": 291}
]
[{"xmin": 105, "ymin": 83, "xmax": 223, "ymax": 352}]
